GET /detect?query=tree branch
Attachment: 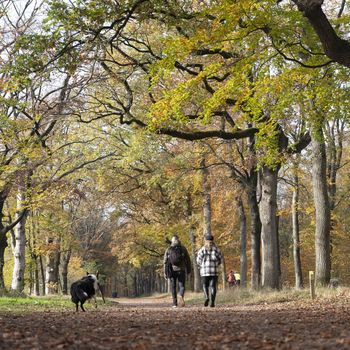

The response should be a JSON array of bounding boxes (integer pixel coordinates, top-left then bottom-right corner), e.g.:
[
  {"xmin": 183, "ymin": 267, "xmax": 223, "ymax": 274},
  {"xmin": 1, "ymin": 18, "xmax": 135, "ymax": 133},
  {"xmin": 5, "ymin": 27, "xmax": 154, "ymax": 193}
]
[
  {"xmin": 291, "ymin": 0, "xmax": 350, "ymax": 67},
  {"xmin": 156, "ymin": 127, "xmax": 258, "ymax": 141}
]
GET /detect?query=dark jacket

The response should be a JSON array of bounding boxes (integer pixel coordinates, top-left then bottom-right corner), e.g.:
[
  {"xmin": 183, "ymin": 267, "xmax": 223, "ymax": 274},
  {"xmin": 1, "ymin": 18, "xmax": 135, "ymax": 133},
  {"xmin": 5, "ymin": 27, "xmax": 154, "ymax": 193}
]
[{"xmin": 164, "ymin": 243, "xmax": 192, "ymax": 274}]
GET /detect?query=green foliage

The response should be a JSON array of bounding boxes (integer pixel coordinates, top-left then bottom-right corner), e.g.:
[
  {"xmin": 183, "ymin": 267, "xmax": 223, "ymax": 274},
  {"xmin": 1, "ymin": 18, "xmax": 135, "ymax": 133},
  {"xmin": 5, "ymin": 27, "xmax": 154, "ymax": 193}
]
[{"xmin": 82, "ymin": 261, "xmax": 102, "ymax": 275}]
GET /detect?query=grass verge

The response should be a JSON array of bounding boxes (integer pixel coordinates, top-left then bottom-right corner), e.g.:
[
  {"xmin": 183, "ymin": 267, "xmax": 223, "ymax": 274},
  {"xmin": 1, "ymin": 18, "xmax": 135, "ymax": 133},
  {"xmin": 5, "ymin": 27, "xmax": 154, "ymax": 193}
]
[
  {"xmin": 0, "ymin": 295, "xmax": 111, "ymax": 313},
  {"xmin": 185, "ymin": 286, "xmax": 350, "ymax": 306}
]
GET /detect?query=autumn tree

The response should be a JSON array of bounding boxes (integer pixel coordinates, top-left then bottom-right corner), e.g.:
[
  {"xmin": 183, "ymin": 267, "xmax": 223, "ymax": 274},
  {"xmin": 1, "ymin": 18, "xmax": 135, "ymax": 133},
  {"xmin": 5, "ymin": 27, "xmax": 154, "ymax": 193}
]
[{"xmin": 6, "ymin": 0, "xmax": 348, "ymax": 292}]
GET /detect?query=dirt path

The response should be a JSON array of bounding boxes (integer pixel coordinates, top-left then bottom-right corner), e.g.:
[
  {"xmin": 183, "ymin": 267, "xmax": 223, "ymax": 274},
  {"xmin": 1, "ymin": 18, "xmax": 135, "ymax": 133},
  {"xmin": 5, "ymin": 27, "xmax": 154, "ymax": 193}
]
[{"xmin": 1, "ymin": 297, "xmax": 350, "ymax": 349}]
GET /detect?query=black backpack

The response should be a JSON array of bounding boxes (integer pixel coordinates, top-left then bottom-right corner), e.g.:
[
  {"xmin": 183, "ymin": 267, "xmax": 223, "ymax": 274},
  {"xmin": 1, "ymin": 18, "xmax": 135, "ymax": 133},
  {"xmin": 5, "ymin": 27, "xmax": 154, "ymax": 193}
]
[{"xmin": 168, "ymin": 245, "xmax": 184, "ymax": 266}]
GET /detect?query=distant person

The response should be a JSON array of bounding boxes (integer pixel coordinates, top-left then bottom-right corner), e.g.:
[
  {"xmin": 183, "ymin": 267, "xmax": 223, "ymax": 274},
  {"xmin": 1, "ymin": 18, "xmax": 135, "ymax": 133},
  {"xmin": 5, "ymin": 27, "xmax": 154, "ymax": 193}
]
[
  {"xmin": 164, "ymin": 235, "xmax": 191, "ymax": 308},
  {"xmin": 234, "ymin": 271, "xmax": 241, "ymax": 286},
  {"xmin": 196, "ymin": 234, "xmax": 222, "ymax": 307},
  {"xmin": 227, "ymin": 270, "xmax": 236, "ymax": 287}
]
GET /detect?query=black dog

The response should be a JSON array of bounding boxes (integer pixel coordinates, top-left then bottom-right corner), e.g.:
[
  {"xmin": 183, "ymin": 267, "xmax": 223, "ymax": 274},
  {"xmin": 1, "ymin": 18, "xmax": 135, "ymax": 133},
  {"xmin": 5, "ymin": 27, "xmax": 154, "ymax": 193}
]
[{"xmin": 70, "ymin": 273, "xmax": 105, "ymax": 312}]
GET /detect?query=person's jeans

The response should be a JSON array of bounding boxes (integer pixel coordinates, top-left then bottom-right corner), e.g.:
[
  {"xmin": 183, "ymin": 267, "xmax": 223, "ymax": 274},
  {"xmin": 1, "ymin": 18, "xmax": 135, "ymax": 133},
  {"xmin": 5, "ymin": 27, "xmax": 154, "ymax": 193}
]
[
  {"xmin": 171, "ymin": 270, "xmax": 186, "ymax": 306},
  {"xmin": 202, "ymin": 276, "xmax": 218, "ymax": 306}
]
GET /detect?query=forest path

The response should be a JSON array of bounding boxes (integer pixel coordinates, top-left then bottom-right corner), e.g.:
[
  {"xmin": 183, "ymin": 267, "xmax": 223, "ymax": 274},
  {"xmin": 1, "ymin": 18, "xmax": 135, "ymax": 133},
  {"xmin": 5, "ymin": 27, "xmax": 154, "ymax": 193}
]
[{"xmin": 1, "ymin": 296, "xmax": 350, "ymax": 349}]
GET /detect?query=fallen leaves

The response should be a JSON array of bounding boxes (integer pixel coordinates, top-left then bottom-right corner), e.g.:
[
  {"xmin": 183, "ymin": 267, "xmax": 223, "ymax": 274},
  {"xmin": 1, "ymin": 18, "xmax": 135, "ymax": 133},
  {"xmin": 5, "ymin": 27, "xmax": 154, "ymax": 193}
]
[{"xmin": 1, "ymin": 299, "xmax": 350, "ymax": 349}]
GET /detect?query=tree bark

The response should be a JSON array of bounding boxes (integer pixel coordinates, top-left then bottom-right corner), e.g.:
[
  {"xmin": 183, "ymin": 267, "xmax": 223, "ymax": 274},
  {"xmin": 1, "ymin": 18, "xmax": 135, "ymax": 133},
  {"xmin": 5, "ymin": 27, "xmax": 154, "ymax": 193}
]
[
  {"xmin": 39, "ymin": 255, "xmax": 45, "ymax": 295},
  {"xmin": 221, "ymin": 255, "xmax": 227, "ymax": 290},
  {"xmin": 45, "ymin": 237, "xmax": 61, "ymax": 294},
  {"xmin": 325, "ymin": 119, "xmax": 344, "ymax": 266},
  {"xmin": 276, "ymin": 214, "xmax": 282, "ymax": 288},
  {"xmin": 124, "ymin": 270, "xmax": 128, "ymax": 297},
  {"xmin": 246, "ymin": 179, "xmax": 262, "ymax": 289},
  {"xmin": 186, "ymin": 192, "xmax": 201, "ymax": 292},
  {"xmin": 311, "ymin": 126, "xmax": 331, "ymax": 286},
  {"xmin": 60, "ymin": 249, "xmax": 71, "ymax": 295},
  {"xmin": 29, "ymin": 267, "xmax": 33, "ymax": 295},
  {"xmin": 34, "ymin": 257, "xmax": 40, "ymax": 296},
  {"xmin": 259, "ymin": 166, "xmax": 280, "ymax": 289},
  {"xmin": 0, "ymin": 190, "xmax": 27, "ymax": 291},
  {"xmin": 28, "ymin": 211, "xmax": 40, "ymax": 295},
  {"xmin": 0, "ymin": 226, "xmax": 7, "ymax": 292},
  {"xmin": 133, "ymin": 272, "xmax": 138, "ymax": 296},
  {"xmin": 236, "ymin": 195, "xmax": 247, "ymax": 287},
  {"xmin": 189, "ymin": 227, "xmax": 201, "ymax": 292},
  {"xmin": 11, "ymin": 187, "xmax": 28, "ymax": 293},
  {"xmin": 201, "ymin": 158, "xmax": 212, "ymax": 238},
  {"xmin": 292, "ymin": 160, "xmax": 303, "ymax": 289}
]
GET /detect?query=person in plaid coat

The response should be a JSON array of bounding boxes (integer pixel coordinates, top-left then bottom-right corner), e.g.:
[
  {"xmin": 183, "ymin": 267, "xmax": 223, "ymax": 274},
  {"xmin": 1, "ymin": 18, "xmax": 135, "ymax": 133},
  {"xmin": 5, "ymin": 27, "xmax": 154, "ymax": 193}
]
[{"xmin": 196, "ymin": 234, "xmax": 222, "ymax": 307}]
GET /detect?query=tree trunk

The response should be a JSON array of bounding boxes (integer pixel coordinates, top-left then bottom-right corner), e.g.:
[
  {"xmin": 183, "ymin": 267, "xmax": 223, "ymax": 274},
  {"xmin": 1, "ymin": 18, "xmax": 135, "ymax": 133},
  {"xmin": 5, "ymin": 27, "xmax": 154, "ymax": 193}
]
[
  {"xmin": 326, "ymin": 121, "xmax": 342, "ymax": 212},
  {"xmin": 11, "ymin": 214, "xmax": 27, "ymax": 293},
  {"xmin": 0, "ymin": 193, "xmax": 8, "ymax": 292},
  {"xmin": 29, "ymin": 211, "xmax": 40, "ymax": 295},
  {"xmin": 259, "ymin": 166, "xmax": 280, "ymax": 289},
  {"xmin": 189, "ymin": 227, "xmax": 201, "ymax": 292},
  {"xmin": 246, "ymin": 181, "xmax": 262, "ymax": 289},
  {"xmin": 29, "ymin": 267, "xmax": 33, "ymax": 295},
  {"xmin": 311, "ymin": 126, "xmax": 331, "ymax": 286},
  {"xmin": 60, "ymin": 249, "xmax": 71, "ymax": 295},
  {"xmin": 11, "ymin": 187, "xmax": 28, "ymax": 293},
  {"xmin": 133, "ymin": 272, "xmax": 138, "ymax": 296},
  {"xmin": 325, "ymin": 119, "xmax": 344, "ymax": 263},
  {"xmin": 201, "ymin": 158, "xmax": 212, "ymax": 238},
  {"xmin": 45, "ymin": 250, "xmax": 56, "ymax": 294},
  {"xmin": 236, "ymin": 195, "xmax": 247, "ymax": 287},
  {"xmin": 34, "ymin": 257, "xmax": 40, "ymax": 296},
  {"xmin": 55, "ymin": 246, "xmax": 61, "ymax": 293},
  {"xmin": 0, "ymin": 231, "xmax": 8, "ymax": 292},
  {"xmin": 0, "ymin": 187, "xmax": 28, "ymax": 292},
  {"xmin": 112, "ymin": 275, "xmax": 117, "ymax": 296},
  {"xmin": 276, "ymin": 214, "xmax": 282, "ymax": 288},
  {"xmin": 39, "ymin": 255, "xmax": 45, "ymax": 295},
  {"xmin": 45, "ymin": 237, "xmax": 61, "ymax": 294},
  {"xmin": 221, "ymin": 255, "xmax": 227, "ymax": 290},
  {"xmin": 186, "ymin": 192, "xmax": 201, "ymax": 292},
  {"xmin": 292, "ymin": 161, "xmax": 303, "ymax": 289}
]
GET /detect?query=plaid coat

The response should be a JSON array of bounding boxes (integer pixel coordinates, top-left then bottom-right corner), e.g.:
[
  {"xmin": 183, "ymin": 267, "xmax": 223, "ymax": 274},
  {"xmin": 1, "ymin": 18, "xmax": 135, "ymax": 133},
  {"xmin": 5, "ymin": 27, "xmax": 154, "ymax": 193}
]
[{"xmin": 196, "ymin": 244, "xmax": 222, "ymax": 277}]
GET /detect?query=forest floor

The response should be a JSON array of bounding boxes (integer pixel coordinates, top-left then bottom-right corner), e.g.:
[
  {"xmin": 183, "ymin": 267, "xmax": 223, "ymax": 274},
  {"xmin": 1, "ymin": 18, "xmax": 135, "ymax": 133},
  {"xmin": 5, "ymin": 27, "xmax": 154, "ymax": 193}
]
[{"xmin": 1, "ymin": 291, "xmax": 350, "ymax": 349}]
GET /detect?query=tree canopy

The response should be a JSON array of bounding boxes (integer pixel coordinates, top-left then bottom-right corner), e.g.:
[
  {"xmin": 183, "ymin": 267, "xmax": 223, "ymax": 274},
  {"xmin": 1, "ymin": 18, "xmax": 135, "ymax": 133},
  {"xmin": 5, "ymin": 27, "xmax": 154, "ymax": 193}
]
[{"xmin": 0, "ymin": 0, "xmax": 350, "ymax": 294}]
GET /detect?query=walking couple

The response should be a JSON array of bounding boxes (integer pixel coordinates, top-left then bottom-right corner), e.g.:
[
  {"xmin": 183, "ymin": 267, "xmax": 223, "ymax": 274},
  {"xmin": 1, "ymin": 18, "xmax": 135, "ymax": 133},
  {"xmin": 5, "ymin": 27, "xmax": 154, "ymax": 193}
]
[{"xmin": 164, "ymin": 234, "xmax": 222, "ymax": 308}]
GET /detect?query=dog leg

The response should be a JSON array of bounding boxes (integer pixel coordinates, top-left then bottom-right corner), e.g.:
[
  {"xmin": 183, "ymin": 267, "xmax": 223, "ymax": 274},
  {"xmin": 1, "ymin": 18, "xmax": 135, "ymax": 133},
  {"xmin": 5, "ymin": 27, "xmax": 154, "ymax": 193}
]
[
  {"xmin": 93, "ymin": 295, "xmax": 97, "ymax": 308},
  {"xmin": 80, "ymin": 302, "xmax": 85, "ymax": 312},
  {"xmin": 75, "ymin": 303, "xmax": 78, "ymax": 312}
]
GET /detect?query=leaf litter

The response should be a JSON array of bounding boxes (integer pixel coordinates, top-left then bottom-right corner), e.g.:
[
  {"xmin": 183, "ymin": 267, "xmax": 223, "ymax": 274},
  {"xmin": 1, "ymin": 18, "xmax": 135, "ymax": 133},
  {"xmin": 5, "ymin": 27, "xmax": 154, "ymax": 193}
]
[{"xmin": 1, "ymin": 298, "xmax": 350, "ymax": 349}]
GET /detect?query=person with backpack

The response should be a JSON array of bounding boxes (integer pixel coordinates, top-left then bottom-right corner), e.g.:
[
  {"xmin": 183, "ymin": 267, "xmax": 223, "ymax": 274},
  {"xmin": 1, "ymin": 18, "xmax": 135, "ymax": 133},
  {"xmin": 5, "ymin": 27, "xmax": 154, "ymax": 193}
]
[
  {"xmin": 163, "ymin": 235, "xmax": 191, "ymax": 308},
  {"xmin": 196, "ymin": 234, "xmax": 222, "ymax": 307}
]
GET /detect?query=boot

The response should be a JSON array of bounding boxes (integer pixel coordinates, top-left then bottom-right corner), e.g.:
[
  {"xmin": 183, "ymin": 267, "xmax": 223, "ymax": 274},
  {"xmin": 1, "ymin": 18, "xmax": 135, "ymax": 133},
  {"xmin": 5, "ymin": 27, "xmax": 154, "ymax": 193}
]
[
  {"xmin": 203, "ymin": 285, "xmax": 209, "ymax": 307},
  {"xmin": 210, "ymin": 292, "xmax": 216, "ymax": 307}
]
